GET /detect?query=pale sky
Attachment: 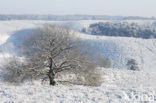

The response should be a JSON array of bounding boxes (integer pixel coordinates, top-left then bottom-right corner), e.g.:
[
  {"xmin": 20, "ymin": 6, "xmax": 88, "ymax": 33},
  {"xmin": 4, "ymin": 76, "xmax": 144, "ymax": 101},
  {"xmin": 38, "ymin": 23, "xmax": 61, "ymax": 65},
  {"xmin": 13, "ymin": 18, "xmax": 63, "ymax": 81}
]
[{"xmin": 0, "ymin": 0, "xmax": 155, "ymax": 17}]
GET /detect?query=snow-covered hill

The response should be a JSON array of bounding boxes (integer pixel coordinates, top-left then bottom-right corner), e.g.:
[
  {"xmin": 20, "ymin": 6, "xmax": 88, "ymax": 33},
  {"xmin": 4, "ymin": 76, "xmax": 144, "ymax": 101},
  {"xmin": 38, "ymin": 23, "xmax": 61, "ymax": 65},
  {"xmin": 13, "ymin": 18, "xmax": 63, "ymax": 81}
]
[
  {"xmin": 0, "ymin": 20, "xmax": 156, "ymax": 71},
  {"xmin": 0, "ymin": 20, "xmax": 156, "ymax": 103},
  {"xmin": 76, "ymin": 33, "xmax": 156, "ymax": 71}
]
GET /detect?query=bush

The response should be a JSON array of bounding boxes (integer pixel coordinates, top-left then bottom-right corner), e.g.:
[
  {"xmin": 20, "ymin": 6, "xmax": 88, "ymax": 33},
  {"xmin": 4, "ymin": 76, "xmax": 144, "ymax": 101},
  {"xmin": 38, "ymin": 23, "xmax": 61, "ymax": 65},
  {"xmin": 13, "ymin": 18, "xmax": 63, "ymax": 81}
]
[
  {"xmin": 126, "ymin": 59, "xmax": 139, "ymax": 71},
  {"xmin": 3, "ymin": 57, "xmax": 44, "ymax": 84},
  {"xmin": 74, "ymin": 63, "xmax": 102, "ymax": 86},
  {"xmin": 55, "ymin": 62, "xmax": 103, "ymax": 86}
]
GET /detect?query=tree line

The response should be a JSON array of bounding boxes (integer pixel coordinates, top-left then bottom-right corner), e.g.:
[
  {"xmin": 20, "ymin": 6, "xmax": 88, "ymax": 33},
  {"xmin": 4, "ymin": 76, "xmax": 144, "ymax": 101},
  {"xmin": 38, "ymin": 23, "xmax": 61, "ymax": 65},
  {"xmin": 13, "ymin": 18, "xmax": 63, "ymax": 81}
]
[
  {"xmin": 82, "ymin": 22, "xmax": 156, "ymax": 39},
  {"xmin": 0, "ymin": 15, "xmax": 154, "ymax": 21}
]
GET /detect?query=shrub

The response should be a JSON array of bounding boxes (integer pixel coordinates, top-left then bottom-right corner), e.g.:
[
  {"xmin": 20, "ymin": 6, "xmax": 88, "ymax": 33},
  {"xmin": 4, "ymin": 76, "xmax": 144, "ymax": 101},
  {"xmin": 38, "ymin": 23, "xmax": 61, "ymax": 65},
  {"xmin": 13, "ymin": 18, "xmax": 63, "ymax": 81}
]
[{"xmin": 126, "ymin": 59, "xmax": 139, "ymax": 71}]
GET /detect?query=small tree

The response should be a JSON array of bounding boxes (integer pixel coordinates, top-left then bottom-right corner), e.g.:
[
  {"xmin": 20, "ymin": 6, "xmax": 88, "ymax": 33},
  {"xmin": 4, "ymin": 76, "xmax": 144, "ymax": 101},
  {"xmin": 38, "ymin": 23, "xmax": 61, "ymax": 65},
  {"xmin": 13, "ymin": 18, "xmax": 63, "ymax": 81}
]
[
  {"xmin": 4, "ymin": 25, "xmax": 102, "ymax": 86},
  {"xmin": 126, "ymin": 59, "xmax": 139, "ymax": 71}
]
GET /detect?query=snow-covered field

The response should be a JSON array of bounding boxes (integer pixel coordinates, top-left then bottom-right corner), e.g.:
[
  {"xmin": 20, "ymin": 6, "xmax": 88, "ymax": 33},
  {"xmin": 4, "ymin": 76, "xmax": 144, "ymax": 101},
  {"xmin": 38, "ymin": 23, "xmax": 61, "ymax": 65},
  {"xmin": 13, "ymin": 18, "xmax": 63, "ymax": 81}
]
[
  {"xmin": 0, "ymin": 68, "xmax": 155, "ymax": 103},
  {"xmin": 0, "ymin": 20, "xmax": 156, "ymax": 103}
]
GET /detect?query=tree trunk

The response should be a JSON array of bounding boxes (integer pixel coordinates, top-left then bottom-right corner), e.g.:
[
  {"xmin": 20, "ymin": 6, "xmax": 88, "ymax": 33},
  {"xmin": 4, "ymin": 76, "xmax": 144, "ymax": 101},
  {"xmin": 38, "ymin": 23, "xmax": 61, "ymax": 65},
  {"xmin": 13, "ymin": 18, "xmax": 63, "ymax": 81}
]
[
  {"xmin": 48, "ymin": 71, "xmax": 56, "ymax": 85},
  {"xmin": 48, "ymin": 57, "xmax": 56, "ymax": 85}
]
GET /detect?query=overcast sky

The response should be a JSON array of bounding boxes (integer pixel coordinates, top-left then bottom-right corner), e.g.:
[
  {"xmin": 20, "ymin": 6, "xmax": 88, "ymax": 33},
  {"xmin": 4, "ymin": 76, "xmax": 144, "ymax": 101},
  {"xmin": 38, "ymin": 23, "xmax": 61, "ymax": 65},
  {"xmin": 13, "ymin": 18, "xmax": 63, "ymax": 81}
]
[{"xmin": 0, "ymin": 0, "xmax": 155, "ymax": 17}]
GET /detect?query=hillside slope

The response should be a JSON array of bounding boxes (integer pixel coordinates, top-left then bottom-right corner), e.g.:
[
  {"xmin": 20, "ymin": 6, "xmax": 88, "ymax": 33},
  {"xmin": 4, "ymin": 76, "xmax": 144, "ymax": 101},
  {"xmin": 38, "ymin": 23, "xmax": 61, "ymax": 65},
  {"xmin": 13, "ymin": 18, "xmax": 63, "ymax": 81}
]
[
  {"xmin": 0, "ymin": 20, "xmax": 156, "ymax": 71},
  {"xmin": 76, "ymin": 33, "xmax": 156, "ymax": 71}
]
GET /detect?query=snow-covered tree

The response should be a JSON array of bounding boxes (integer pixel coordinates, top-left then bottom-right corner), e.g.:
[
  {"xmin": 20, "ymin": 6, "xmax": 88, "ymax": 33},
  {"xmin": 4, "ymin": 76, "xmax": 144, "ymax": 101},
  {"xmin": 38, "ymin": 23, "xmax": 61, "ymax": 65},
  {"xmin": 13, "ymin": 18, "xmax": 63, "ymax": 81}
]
[
  {"xmin": 5, "ymin": 25, "xmax": 102, "ymax": 86},
  {"xmin": 82, "ymin": 22, "xmax": 156, "ymax": 39}
]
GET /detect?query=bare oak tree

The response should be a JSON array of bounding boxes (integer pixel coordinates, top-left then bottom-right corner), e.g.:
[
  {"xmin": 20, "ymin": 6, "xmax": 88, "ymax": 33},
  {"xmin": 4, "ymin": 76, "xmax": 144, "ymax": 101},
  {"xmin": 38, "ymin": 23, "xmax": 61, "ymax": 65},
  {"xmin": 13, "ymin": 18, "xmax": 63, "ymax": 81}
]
[
  {"xmin": 3, "ymin": 24, "xmax": 103, "ymax": 86},
  {"xmin": 5, "ymin": 24, "xmax": 100, "ymax": 86}
]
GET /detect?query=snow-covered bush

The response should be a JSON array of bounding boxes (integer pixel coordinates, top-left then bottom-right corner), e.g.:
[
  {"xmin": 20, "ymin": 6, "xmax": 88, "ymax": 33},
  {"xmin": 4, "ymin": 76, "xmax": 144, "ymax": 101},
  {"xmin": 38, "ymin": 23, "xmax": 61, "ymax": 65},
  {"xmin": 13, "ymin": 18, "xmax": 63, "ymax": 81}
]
[
  {"xmin": 78, "ymin": 63, "xmax": 102, "ymax": 86},
  {"xmin": 126, "ymin": 59, "xmax": 139, "ymax": 71},
  {"xmin": 3, "ymin": 57, "xmax": 39, "ymax": 84},
  {"xmin": 55, "ymin": 62, "xmax": 102, "ymax": 86}
]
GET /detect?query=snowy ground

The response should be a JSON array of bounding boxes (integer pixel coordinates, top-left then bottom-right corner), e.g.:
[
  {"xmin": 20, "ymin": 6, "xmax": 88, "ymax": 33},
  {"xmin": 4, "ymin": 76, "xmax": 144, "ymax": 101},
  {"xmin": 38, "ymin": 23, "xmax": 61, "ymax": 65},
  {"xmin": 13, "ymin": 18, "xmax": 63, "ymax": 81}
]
[
  {"xmin": 0, "ymin": 20, "xmax": 156, "ymax": 103},
  {"xmin": 0, "ymin": 68, "xmax": 156, "ymax": 103}
]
